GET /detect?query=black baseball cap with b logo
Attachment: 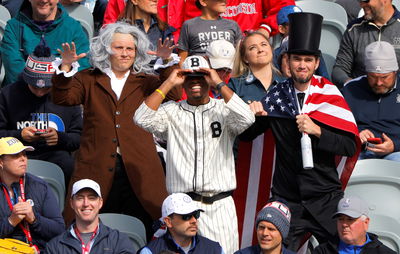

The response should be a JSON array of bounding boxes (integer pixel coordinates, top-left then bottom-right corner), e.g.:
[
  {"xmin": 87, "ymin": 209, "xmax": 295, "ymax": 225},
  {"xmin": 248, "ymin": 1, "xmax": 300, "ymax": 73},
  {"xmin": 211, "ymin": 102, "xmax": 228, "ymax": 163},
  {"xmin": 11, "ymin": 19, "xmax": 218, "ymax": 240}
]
[{"xmin": 182, "ymin": 55, "xmax": 210, "ymax": 77}]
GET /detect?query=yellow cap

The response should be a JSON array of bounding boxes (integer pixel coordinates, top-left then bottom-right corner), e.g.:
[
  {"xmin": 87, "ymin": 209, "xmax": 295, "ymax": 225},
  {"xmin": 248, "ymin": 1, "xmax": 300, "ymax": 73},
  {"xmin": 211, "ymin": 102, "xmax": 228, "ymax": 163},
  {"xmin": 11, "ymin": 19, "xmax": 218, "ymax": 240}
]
[{"xmin": 0, "ymin": 137, "xmax": 34, "ymax": 156}]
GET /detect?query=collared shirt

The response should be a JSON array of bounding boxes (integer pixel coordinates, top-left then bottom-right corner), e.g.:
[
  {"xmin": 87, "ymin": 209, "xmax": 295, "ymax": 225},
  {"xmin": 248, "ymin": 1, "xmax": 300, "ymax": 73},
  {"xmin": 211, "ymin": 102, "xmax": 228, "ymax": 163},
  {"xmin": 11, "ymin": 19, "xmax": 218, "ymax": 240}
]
[
  {"xmin": 103, "ymin": 68, "xmax": 130, "ymax": 100},
  {"xmin": 228, "ymin": 71, "xmax": 283, "ymax": 104},
  {"xmin": 134, "ymin": 17, "xmax": 173, "ymax": 50},
  {"xmin": 134, "ymin": 94, "xmax": 255, "ymax": 194}
]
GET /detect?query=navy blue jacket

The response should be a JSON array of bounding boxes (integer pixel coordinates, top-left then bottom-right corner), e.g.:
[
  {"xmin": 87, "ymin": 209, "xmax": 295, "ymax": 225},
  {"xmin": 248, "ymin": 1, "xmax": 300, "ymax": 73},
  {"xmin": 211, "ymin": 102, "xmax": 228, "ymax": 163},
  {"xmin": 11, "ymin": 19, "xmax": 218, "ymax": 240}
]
[
  {"xmin": 341, "ymin": 75, "xmax": 400, "ymax": 151},
  {"xmin": 234, "ymin": 244, "xmax": 296, "ymax": 254},
  {"xmin": 140, "ymin": 232, "xmax": 223, "ymax": 254},
  {"xmin": 45, "ymin": 221, "xmax": 135, "ymax": 254},
  {"xmin": 0, "ymin": 173, "xmax": 65, "ymax": 251},
  {"xmin": 0, "ymin": 78, "xmax": 82, "ymax": 154}
]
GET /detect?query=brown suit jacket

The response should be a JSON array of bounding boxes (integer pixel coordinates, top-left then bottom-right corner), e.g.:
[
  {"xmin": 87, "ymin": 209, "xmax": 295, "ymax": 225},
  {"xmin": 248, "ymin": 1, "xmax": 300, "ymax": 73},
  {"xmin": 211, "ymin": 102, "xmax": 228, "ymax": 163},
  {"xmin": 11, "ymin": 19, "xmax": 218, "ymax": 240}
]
[{"xmin": 52, "ymin": 68, "xmax": 180, "ymax": 222}]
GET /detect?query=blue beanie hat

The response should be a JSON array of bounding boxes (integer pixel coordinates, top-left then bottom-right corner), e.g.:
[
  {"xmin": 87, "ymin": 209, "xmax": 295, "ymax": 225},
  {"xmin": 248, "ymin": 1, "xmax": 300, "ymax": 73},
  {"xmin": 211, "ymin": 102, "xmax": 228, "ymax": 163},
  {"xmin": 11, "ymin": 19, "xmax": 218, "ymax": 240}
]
[{"xmin": 256, "ymin": 201, "xmax": 291, "ymax": 239}]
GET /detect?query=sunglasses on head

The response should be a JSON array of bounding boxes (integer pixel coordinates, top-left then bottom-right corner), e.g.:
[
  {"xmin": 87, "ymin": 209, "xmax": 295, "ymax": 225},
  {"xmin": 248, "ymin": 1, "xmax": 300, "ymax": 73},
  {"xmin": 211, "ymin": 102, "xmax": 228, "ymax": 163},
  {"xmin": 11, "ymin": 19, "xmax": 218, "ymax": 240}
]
[
  {"xmin": 359, "ymin": 0, "xmax": 370, "ymax": 3},
  {"xmin": 181, "ymin": 210, "xmax": 201, "ymax": 221}
]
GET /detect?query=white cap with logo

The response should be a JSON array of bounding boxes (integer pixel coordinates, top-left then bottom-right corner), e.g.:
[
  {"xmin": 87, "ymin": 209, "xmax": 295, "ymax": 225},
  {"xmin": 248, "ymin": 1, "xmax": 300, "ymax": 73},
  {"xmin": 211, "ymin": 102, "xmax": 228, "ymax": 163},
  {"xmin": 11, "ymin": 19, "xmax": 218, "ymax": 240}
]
[
  {"xmin": 206, "ymin": 39, "xmax": 235, "ymax": 70},
  {"xmin": 72, "ymin": 179, "xmax": 102, "ymax": 197},
  {"xmin": 161, "ymin": 193, "xmax": 204, "ymax": 219},
  {"xmin": 182, "ymin": 55, "xmax": 210, "ymax": 76}
]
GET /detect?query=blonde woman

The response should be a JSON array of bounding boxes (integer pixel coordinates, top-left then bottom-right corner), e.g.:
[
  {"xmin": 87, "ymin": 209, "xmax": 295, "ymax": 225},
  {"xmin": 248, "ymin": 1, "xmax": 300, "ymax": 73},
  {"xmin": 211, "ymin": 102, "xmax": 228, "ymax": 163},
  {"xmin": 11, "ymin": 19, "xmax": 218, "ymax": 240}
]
[{"xmin": 228, "ymin": 31, "xmax": 282, "ymax": 103}]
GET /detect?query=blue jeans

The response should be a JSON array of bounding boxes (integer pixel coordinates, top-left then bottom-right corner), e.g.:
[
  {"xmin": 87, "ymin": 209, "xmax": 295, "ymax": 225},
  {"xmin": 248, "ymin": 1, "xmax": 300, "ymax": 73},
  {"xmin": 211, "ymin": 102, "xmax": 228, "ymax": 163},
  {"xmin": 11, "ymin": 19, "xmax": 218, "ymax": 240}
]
[{"xmin": 359, "ymin": 150, "xmax": 400, "ymax": 162}]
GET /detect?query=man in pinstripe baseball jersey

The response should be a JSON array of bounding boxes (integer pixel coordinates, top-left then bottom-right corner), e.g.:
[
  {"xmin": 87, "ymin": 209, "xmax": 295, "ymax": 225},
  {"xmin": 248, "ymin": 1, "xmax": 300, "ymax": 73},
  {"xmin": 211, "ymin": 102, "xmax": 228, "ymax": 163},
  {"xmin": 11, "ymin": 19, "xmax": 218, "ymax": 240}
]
[{"xmin": 134, "ymin": 55, "xmax": 255, "ymax": 254}]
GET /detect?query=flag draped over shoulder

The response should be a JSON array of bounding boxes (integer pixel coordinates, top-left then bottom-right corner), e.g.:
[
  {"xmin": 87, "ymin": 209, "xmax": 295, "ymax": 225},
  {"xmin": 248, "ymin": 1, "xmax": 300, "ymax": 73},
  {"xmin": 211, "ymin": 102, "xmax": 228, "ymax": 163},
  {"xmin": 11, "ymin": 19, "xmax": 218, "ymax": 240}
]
[{"xmin": 233, "ymin": 76, "xmax": 361, "ymax": 249}]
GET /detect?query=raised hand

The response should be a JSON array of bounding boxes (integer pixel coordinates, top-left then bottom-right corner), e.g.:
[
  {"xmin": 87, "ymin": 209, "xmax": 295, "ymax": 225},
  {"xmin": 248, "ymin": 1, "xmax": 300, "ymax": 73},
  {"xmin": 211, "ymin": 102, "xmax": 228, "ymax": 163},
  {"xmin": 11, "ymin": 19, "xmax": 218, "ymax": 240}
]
[
  {"xmin": 164, "ymin": 68, "xmax": 190, "ymax": 88},
  {"xmin": 56, "ymin": 42, "xmax": 87, "ymax": 70},
  {"xmin": 148, "ymin": 38, "xmax": 178, "ymax": 60},
  {"xmin": 198, "ymin": 68, "xmax": 223, "ymax": 87}
]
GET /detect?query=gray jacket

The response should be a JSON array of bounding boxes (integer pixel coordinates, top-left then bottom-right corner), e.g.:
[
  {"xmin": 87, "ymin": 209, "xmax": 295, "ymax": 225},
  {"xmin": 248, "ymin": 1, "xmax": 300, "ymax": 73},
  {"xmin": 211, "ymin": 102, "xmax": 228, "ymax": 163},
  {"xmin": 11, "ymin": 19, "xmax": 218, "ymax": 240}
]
[{"xmin": 332, "ymin": 7, "xmax": 400, "ymax": 87}]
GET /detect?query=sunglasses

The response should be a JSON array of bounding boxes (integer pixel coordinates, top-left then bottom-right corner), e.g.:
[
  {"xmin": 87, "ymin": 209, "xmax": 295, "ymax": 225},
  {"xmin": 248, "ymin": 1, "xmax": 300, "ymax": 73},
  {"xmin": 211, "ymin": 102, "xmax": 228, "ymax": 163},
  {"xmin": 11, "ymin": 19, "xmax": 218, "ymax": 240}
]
[
  {"xmin": 359, "ymin": 0, "xmax": 370, "ymax": 3},
  {"xmin": 181, "ymin": 210, "xmax": 201, "ymax": 221}
]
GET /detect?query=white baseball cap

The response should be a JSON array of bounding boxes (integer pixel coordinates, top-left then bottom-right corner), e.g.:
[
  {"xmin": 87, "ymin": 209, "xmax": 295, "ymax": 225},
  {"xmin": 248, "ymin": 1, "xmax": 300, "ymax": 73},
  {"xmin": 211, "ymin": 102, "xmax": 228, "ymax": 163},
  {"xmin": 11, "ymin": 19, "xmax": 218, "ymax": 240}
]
[
  {"xmin": 206, "ymin": 40, "xmax": 235, "ymax": 70},
  {"xmin": 182, "ymin": 55, "xmax": 210, "ymax": 76},
  {"xmin": 162, "ymin": 193, "xmax": 204, "ymax": 219},
  {"xmin": 72, "ymin": 179, "xmax": 102, "ymax": 197}
]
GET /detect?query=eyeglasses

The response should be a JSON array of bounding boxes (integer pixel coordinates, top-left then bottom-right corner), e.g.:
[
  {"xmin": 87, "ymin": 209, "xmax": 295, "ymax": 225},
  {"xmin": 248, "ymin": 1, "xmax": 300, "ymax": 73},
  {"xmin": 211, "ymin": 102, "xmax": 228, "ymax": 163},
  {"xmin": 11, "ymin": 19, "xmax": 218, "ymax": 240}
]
[{"xmin": 180, "ymin": 210, "xmax": 201, "ymax": 221}]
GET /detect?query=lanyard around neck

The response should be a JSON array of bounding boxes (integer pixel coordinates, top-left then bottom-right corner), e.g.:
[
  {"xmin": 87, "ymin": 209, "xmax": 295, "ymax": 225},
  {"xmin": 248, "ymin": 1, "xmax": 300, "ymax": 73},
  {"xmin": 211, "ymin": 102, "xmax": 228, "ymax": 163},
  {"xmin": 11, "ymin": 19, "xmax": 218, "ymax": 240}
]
[
  {"xmin": 1, "ymin": 177, "xmax": 37, "ymax": 251},
  {"xmin": 74, "ymin": 225, "xmax": 99, "ymax": 254}
]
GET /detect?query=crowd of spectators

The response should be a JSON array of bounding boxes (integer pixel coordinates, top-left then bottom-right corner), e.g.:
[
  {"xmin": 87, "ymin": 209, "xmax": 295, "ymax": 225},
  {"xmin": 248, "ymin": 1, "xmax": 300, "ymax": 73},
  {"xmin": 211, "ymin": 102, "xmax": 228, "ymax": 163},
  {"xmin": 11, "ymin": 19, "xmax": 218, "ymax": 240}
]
[{"xmin": 0, "ymin": 0, "xmax": 399, "ymax": 253}]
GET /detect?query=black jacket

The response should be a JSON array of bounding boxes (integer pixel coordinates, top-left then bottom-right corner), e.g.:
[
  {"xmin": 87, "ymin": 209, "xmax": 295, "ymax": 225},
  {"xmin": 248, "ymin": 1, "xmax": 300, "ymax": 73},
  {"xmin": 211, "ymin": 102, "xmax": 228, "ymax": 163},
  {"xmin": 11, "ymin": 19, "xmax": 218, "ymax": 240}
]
[
  {"xmin": 313, "ymin": 233, "xmax": 396, "ymax": 254},
  {"xmin": 0, "ymin": 78, "xmax": 82, "ymax": 154}
]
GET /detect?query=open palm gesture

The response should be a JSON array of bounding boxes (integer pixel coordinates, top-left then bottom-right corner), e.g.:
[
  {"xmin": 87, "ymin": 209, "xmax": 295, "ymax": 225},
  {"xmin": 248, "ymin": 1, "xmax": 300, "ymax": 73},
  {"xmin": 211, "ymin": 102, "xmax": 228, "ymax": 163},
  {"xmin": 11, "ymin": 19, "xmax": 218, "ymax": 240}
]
[
  {"xmin": 148, "ymin": 38, "xmax": 177, "ymax": 60},
  {"xmin": 57, "ymin": 42, "xmax": 87, "ymax": 66}
]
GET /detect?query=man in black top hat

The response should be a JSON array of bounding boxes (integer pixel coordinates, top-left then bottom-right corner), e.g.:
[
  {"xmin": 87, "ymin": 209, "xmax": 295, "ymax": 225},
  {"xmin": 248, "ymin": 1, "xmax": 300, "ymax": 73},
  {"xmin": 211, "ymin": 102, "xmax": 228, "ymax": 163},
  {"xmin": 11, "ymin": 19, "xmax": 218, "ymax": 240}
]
[{"xmin": 241, "ymin": 12, "xmax": 359, "ymax": 251}]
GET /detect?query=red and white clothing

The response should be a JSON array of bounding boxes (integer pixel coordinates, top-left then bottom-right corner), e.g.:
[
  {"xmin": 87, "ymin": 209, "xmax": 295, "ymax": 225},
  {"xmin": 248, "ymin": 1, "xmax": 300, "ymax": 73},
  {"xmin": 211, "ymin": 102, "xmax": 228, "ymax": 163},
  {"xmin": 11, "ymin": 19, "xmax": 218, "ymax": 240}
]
[{"xmin": 104, "ymin": 0, "xmax": 295, "ymax": 40}]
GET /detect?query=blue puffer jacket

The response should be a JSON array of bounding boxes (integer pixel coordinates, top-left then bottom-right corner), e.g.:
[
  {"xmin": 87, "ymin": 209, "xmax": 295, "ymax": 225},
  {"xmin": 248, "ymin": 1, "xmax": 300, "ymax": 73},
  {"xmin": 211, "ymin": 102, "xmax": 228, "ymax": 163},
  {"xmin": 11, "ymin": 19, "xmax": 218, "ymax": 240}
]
[
  {"xmin": 0, "ymin": 3, "xmax": 90, "ymax": 86},
  {"xmin": 45, "ymin": 222, "xmax": 136, "ymax": 254},
  {"xmin": 0, "ymin": 173, "xmax": 65, "ymax": 251}
]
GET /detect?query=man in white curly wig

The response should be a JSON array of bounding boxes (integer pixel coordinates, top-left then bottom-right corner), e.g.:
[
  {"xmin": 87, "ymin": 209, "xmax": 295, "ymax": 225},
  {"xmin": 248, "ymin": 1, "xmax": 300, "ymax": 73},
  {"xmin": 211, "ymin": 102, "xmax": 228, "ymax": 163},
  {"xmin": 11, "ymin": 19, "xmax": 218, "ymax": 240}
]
[{"xmin": 51, "ymin": 22, "xmax": 181, "ymax": 239}]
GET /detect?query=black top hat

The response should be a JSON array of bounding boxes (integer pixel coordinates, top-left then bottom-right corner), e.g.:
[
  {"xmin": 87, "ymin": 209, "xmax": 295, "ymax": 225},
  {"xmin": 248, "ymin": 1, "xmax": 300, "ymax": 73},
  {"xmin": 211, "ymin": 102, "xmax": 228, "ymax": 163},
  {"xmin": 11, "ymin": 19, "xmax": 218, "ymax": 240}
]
[{"xmin": 287, "ymin": 12, "xmax": 323, "ymax": 56}]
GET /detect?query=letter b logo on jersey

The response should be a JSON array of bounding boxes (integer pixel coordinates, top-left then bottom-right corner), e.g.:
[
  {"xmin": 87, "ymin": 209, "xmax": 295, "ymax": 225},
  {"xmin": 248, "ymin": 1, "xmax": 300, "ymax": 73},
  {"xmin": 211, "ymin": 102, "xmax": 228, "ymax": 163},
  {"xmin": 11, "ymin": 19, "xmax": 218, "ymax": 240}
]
[{"xmin": 210, "ymin": 121, "xmax": 222, "ymax": 138}]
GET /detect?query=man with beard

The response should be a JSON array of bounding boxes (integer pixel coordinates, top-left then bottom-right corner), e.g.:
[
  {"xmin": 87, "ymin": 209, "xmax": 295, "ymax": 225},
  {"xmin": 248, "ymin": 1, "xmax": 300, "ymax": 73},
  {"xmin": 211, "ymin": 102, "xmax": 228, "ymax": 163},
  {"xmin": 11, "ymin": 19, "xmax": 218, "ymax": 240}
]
[
  {"xmin": 241, "ymin": 13, "xmax": 359, "ymax": 251},
  {"xmin": 139, "ymin": 193, "xmax": 224, "ymax": 254},
  {"xmin": 342, "ymin": 41, "xmax": 400, "ymax": 162},
  {"xmin": 332, "ymin": 0, "xmax": 400, "ymax": 87}
]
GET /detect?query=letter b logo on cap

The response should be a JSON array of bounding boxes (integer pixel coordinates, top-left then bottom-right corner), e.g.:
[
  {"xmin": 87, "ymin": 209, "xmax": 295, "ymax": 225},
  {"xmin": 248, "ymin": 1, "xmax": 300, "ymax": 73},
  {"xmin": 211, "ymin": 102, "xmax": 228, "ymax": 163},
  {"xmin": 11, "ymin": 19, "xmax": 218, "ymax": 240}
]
[{"xmin": 182, "ymin": 55, "xmax": 210, "ymax": 71}]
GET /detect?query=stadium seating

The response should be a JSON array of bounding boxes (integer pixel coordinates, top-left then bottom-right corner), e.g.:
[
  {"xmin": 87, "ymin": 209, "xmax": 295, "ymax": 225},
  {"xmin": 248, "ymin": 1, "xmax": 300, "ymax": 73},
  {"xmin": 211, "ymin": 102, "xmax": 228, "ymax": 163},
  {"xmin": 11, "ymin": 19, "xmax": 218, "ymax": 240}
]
[
  {"xmin": 64, "ymin": 3, "xmax": 94, "ymax": 40},
  {"xmin": 99, "ymin": 213, "xmax": 147, "ymax": 252},
  {"xmin": 27, "ymin": 159, "xmax": 66, "ymax": 212},
  {"xmin": 345, "ymin": 159, "xmax": 400, "ymax": 253},
  {"xmin": 0, "ymin": 5, "xmax": 11, "ymax": 85},
  {"xmin": 296, "ymin": 0, "xmax": 348, "ymax": 78}
]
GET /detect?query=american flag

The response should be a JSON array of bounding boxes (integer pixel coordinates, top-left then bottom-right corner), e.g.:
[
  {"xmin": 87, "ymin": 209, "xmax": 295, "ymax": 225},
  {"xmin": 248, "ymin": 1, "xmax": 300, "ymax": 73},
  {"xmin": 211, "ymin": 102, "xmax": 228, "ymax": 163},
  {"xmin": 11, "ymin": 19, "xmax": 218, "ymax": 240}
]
[{"xmin": 233, "ymin": 75, "xmax": 361, "ymax": 250}]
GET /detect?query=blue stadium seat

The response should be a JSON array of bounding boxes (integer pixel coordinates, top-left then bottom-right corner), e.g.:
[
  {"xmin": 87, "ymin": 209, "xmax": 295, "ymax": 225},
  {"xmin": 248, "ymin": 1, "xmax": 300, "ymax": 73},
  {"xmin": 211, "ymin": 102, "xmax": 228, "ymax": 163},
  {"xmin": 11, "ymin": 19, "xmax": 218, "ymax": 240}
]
[
  {"xmin": 99, "ymin": 213, "xmax": 147, "ymax": 252},
  {"xmin": 27, "ymin": 159, "xmax": 65, "ymax": 212},
  {"xmin": 296, "ymin": 0, "xmax": 348, "ymax": 78},
  {"xmin": 345, "ymin": 159, "xmax": 400, "ymax": 253}
]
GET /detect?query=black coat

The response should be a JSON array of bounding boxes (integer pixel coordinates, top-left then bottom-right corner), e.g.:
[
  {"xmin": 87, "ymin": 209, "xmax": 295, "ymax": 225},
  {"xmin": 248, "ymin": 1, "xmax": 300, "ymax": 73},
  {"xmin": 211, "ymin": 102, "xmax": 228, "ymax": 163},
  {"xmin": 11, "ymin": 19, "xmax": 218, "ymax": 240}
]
[{"xmin": 313, "ymin": 233, "xmax": 396, "ymax": 254}]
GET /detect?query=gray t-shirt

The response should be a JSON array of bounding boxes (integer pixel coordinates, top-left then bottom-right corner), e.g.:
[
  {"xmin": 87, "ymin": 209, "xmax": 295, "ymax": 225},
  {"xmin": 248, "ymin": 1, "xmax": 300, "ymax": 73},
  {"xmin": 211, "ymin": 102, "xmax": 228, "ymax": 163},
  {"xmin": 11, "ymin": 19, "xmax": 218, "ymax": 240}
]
[{"xmin": 178, "ymin": 17, "xmax": 242, "ymax": 55}]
